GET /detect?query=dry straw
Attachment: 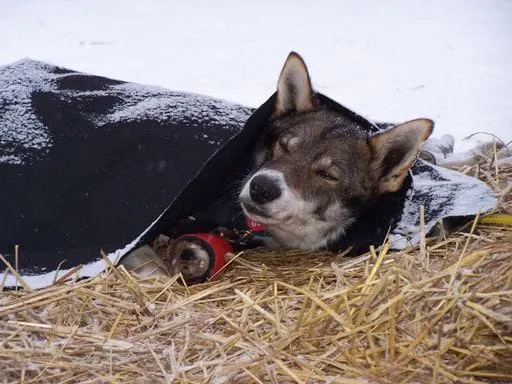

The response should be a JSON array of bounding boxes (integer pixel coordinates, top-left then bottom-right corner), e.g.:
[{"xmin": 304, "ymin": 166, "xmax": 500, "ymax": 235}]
[{"xmin": 1, "ymin": 151, "xmax": 511, "ymax": 383}]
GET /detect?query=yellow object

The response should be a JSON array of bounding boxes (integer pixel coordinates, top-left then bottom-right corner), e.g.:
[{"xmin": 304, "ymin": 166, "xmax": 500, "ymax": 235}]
[{"xmin": 479, "ymin": 214, "xmax": 512, "ymax": 226}]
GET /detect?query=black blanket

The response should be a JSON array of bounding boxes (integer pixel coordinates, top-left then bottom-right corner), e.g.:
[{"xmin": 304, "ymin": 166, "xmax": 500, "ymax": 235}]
[{"xmin": 0, "ymin": 60, "xmax": 496, "ymax": 289}]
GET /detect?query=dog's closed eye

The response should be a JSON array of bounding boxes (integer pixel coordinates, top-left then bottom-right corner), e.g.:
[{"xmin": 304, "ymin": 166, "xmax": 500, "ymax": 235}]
[{"xmin": 315, "ymin": 169, "xmax": 339, "ymax": 183}]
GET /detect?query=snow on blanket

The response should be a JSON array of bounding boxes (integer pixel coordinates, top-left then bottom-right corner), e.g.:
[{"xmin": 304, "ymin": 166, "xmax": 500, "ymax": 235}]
[{"xmin": 0, "ymin": 59, "xmax": 250, "ymax": 166}]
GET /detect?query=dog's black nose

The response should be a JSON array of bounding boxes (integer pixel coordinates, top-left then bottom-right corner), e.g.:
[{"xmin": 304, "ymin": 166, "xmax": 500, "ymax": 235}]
[{"xmin": 250, "ymin": 175, "xmax": 282, "ymax": 204}]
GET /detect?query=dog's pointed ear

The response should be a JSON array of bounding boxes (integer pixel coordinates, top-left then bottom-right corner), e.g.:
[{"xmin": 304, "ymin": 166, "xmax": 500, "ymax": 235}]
[
  {"xmin": 369, "ymin": 118, "xmax": 433, "ymax": 194},
  {"xmin": 274, "ymin": 52, "xmax": 316, "ymax": 116}
]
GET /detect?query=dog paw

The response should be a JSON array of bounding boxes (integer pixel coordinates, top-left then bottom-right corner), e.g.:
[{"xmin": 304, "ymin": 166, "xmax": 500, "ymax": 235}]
[{"xmin": 169, "ymin": 239, "xmax": 211, "ymax": 280}]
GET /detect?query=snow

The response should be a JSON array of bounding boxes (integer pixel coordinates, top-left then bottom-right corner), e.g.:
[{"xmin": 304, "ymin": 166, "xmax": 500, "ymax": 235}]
[
  {"xmin": 0, "ymin": 60, "xmax": 56, "ymax": 163},
  {"xmin": 108, "ymin": 82, "xmax": 251, "ymax": 126},
  {"xmin": 1, "ymin": 0, "xmax": 511, "ymax": 151},
  {"xmin": 0, "ymin": 59, "xmax": 252, "ymax": 165}
]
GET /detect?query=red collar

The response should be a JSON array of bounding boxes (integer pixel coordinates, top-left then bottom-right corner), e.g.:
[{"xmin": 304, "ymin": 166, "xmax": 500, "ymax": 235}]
[{"xmin": 246, "ymin": 218, "xmax": 266, "ymax": 232}]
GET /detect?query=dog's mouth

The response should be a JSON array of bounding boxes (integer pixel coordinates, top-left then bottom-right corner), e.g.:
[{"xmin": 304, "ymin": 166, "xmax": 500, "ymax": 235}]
[
  {"xmin": 240, "ymin": 200, "xmax": 271, "ymax": 221},
  {"xmin": 241, "ymin": 200, "xmax": 297, "ymax": 228}
]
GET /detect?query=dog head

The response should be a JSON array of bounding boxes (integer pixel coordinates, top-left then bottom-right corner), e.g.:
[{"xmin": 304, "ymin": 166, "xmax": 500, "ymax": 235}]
[{"xmin": 239, "ymin": 52, "xmax": 433, "ymax": 250}]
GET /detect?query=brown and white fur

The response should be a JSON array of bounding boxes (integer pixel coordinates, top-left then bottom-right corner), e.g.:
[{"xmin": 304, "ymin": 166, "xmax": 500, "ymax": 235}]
[{"xmin": 239, "ymin": 52, "xmax": 433, "ymax": 250}]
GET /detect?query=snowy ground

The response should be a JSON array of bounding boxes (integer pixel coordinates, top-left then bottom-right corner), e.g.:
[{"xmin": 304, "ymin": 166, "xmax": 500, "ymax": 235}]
[{"xmin": 1, "ymin": 0, "xmax": 511, "ymax": 151}]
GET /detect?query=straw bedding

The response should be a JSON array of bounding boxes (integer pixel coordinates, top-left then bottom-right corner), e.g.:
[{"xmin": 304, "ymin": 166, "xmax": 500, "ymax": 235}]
[{"xmin": 1, "ymin": 156, "xmax": 511, "ymax": 383}]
